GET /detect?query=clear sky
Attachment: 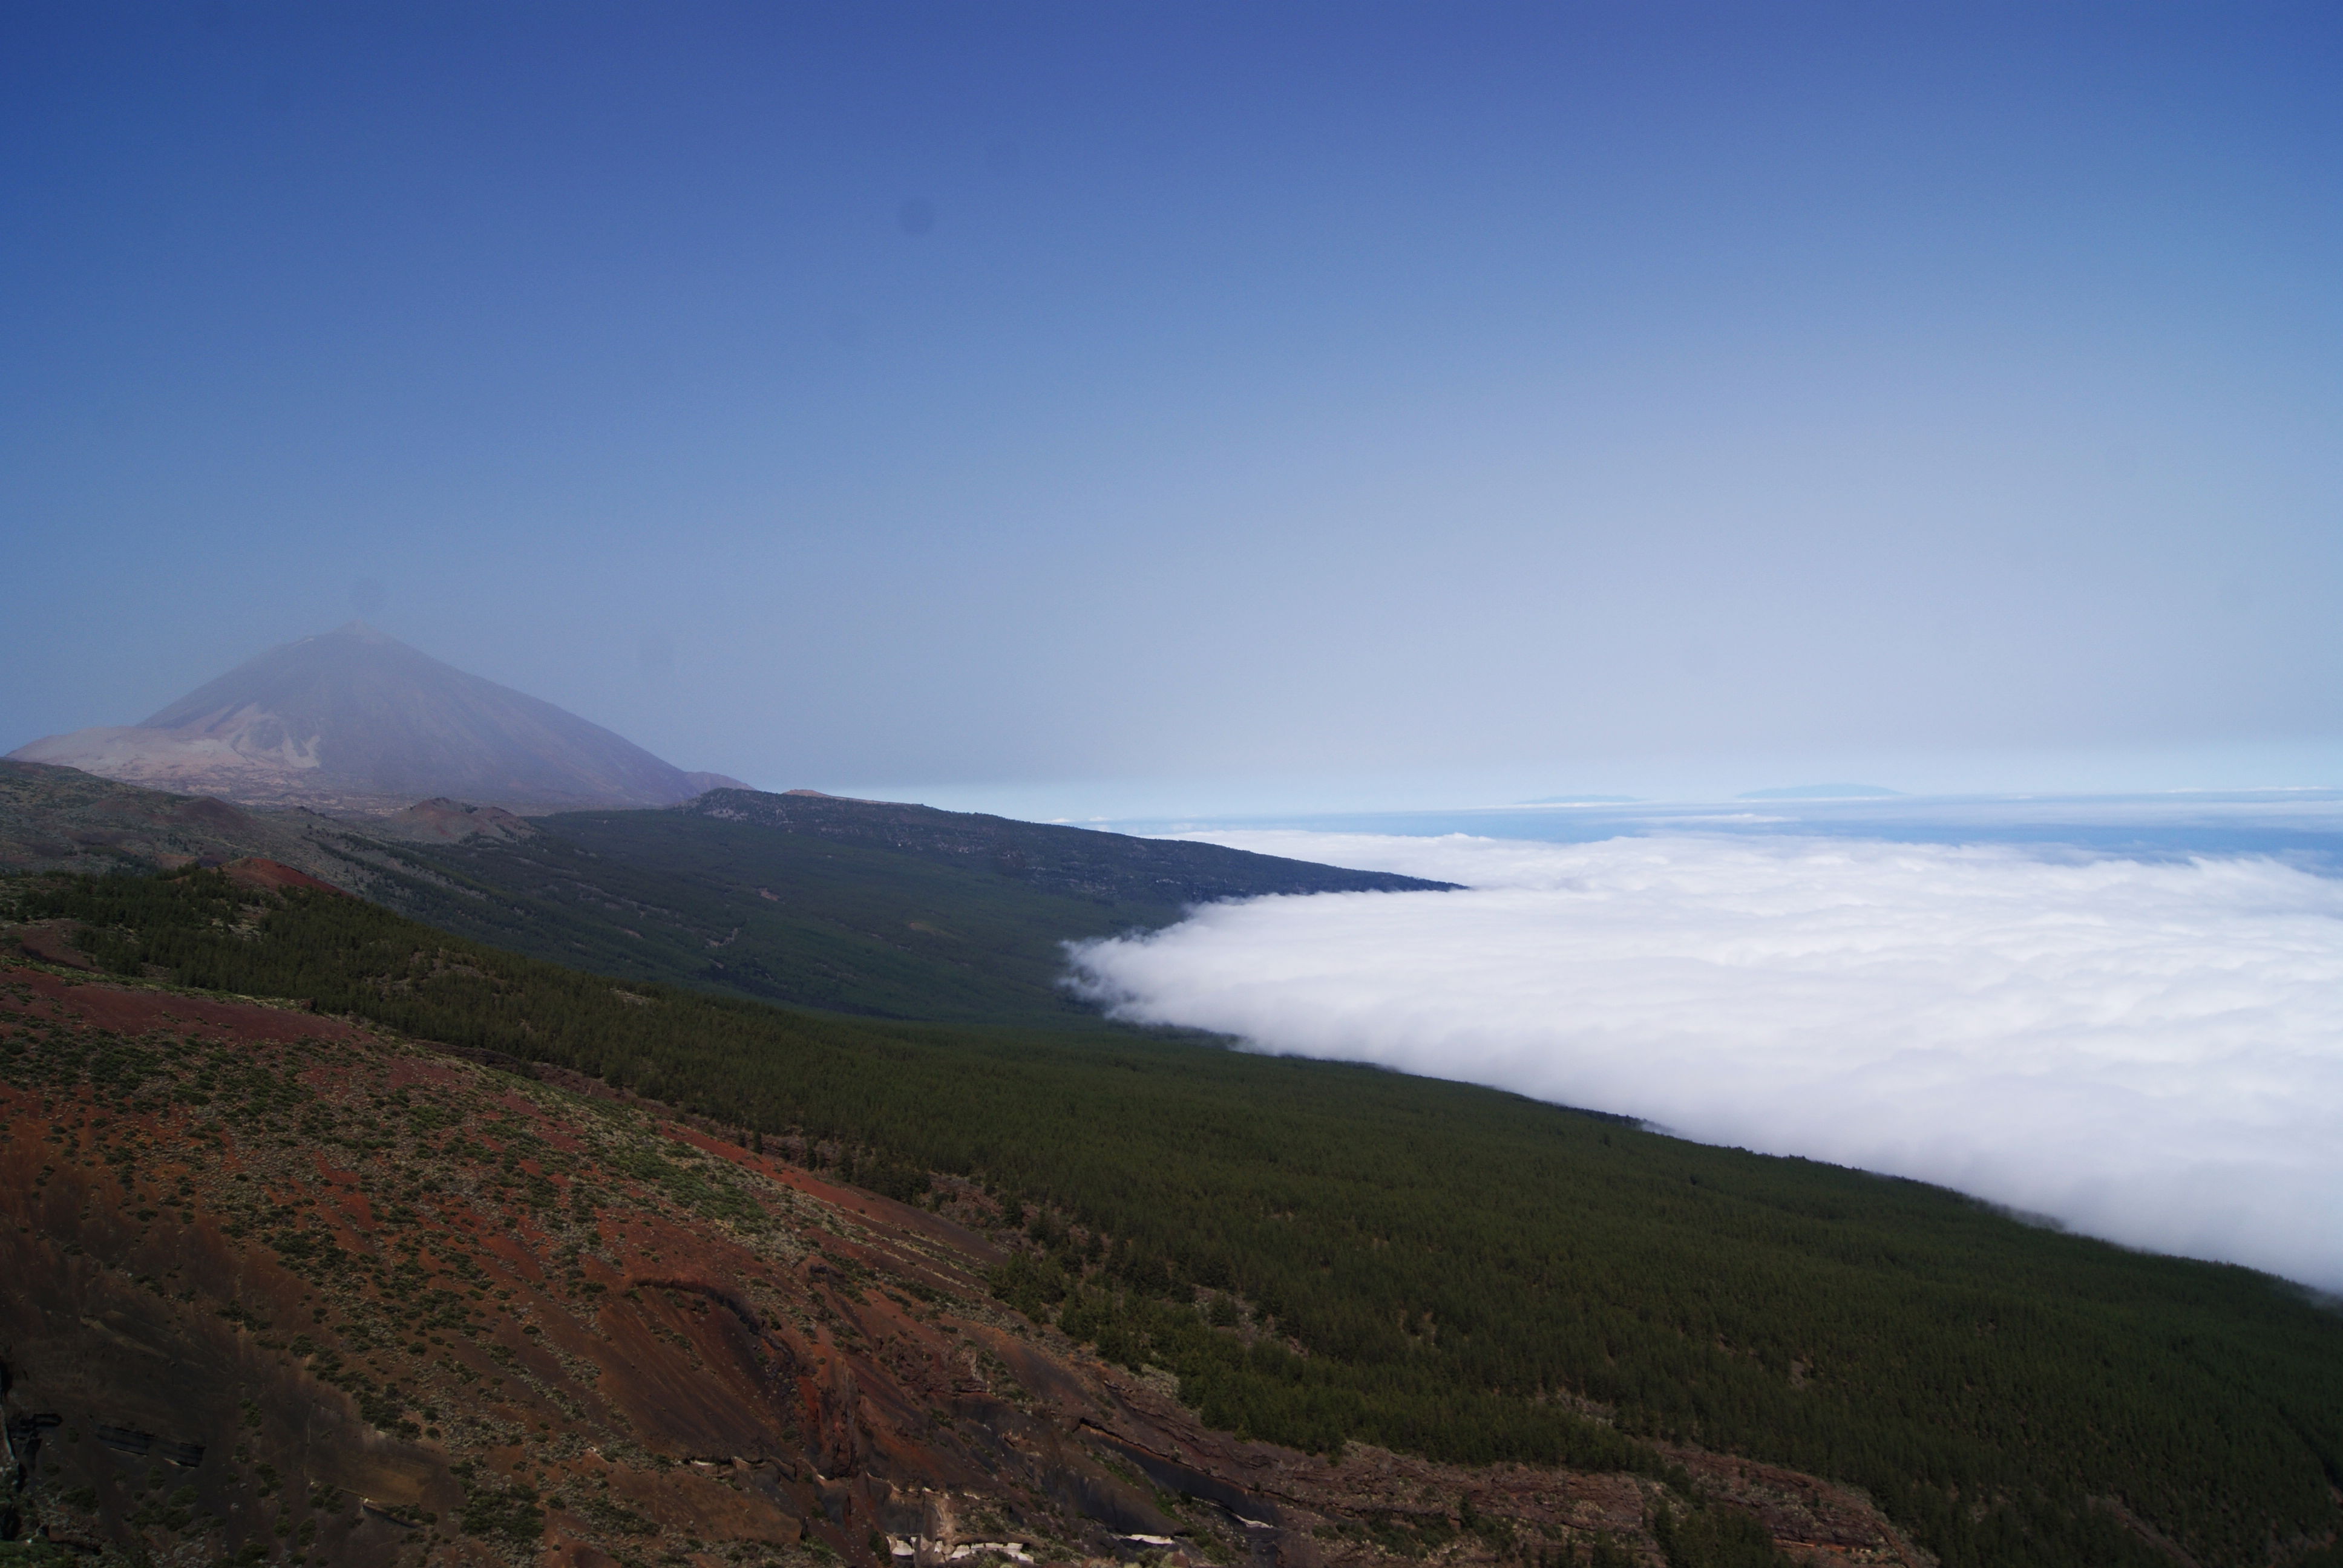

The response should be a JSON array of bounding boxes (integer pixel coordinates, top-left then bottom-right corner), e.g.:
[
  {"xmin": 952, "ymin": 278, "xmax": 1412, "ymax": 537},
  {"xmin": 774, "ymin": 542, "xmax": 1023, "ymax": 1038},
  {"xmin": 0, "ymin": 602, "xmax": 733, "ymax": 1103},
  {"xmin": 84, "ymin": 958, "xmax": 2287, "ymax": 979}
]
[{"xmin": 5, "ymin": 2, "xmax": 2339, "ymax": 813}]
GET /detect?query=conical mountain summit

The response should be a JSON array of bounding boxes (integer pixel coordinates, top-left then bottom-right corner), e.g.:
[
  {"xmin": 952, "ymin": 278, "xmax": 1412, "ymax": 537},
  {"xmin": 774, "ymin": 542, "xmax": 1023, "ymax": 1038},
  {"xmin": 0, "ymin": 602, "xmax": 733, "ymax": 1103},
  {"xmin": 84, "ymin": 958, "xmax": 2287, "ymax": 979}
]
[{"xmin": 8, "ymin": 623, "xmax": 744, "ymax": 812}]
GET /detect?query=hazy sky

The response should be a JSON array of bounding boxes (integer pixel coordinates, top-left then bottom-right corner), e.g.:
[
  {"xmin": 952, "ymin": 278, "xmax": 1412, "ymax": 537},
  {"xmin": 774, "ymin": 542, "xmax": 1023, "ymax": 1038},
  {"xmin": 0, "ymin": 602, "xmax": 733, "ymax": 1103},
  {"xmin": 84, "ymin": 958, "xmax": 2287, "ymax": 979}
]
[{"xmin": 6, "ymin": 2, "xmax": 2339, "ymax": 811}]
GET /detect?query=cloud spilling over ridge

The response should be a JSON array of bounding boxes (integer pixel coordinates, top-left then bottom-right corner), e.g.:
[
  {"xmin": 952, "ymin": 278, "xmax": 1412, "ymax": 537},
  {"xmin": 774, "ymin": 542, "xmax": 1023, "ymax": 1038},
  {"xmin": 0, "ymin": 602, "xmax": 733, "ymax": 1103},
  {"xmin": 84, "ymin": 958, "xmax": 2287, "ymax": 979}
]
[{"xmin": 1067, "ymin": 832, "xmax": 2343, "ymax": 1290}]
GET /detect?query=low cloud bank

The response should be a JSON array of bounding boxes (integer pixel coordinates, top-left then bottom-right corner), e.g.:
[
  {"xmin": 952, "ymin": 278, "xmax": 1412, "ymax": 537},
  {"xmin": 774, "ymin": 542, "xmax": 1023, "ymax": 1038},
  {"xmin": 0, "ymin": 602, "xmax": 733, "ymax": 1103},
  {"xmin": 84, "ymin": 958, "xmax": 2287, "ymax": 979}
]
[{"xmin": 1067, "ymin": 832, "xmax": 2343, "ymax": 1290}]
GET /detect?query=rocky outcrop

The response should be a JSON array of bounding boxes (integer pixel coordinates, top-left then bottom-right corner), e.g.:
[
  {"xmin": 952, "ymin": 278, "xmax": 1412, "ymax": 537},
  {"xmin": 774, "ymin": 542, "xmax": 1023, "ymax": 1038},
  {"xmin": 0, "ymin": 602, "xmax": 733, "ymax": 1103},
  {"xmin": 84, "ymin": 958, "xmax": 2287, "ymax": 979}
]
[{"xmin": 372, "ymin": 799, "xmax": 542, "ymax": 844}]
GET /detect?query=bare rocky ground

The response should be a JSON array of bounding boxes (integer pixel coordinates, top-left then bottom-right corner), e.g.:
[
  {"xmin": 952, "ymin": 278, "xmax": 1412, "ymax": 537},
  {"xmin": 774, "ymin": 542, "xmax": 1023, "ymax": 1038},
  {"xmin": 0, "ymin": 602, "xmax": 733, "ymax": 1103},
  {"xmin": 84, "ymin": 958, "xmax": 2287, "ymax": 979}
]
[{"xmin": 0, "ymin": 950, "xmax": 1930, "ymax": 1568}]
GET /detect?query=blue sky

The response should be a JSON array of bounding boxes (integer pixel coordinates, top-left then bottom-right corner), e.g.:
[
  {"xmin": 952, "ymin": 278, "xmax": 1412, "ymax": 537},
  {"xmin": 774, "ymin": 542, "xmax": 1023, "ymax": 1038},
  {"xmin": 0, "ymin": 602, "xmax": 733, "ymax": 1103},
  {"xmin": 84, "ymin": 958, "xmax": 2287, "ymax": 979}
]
[{"xmin": 5, "ymin": 2, "xmax": 2339, "ymax": 812}]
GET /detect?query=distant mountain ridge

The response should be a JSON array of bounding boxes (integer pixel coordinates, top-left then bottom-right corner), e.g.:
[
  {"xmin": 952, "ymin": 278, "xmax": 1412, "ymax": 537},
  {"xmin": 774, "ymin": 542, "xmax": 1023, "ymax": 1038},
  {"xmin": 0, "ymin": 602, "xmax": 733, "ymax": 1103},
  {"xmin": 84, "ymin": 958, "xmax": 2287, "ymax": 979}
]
[
  {"xmin": 1738, "ymin": 783, "xmax": 1905, "ymax": 800},
  {"xmin": 0, "ymin": 762, "xmax": 1457, "ymax": 1025},
  {"xmin": 8, "ymin": 624, "xmax": 746, "ymax": 813},
  {"xmin": 684, "ymin": 786, "xmax": 1455, "ymax": 904},
  {"xmin": 340, "ymin": 787, "xmax": 1458, "ymax": 1024}
]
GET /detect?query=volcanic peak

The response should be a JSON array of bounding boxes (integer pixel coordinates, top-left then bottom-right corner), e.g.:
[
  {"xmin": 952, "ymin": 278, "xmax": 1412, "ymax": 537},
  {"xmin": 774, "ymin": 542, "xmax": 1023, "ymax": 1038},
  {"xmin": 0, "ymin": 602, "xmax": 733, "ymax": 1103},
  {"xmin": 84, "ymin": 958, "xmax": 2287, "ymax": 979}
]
[{"xmin": 9, "ymin": 624, "xmax": 747, "ymax": 815}]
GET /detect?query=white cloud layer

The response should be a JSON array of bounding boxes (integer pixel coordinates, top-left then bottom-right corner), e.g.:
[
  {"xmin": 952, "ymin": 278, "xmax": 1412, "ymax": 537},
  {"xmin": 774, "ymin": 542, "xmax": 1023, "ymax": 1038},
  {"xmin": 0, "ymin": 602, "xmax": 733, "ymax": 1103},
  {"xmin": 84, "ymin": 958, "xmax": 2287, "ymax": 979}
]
[{"xmin": 1067, "ymin": 832, "xmax": 2343, "ymax": 1290}]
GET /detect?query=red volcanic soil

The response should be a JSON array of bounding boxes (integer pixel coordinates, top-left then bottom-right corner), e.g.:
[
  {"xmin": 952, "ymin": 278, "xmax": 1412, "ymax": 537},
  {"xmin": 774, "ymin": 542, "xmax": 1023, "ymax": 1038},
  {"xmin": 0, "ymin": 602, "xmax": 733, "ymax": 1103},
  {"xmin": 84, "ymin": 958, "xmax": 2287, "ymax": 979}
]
[
  {"xmin": 0, "ymin": 962, "xmax": 1925, "ymax": 1568},
  {"xmin": 3, "ymin": 964, "xmax": 359, "ymax": 1041},
  {"xmin": 13, "ymin": 922, "xmax": 95, "ymax": 970},
  {"xmin": 221, "ymin": 857, "xmax": 349, "ymax": 895}
]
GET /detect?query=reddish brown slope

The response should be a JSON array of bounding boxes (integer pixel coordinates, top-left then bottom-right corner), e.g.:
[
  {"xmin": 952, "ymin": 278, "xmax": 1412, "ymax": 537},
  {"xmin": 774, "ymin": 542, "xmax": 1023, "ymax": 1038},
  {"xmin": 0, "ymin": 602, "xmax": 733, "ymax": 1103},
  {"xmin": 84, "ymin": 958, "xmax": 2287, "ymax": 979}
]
[{"xmin": 0, "ymin": 961, "xmax": 1924, "ymax": 1568}]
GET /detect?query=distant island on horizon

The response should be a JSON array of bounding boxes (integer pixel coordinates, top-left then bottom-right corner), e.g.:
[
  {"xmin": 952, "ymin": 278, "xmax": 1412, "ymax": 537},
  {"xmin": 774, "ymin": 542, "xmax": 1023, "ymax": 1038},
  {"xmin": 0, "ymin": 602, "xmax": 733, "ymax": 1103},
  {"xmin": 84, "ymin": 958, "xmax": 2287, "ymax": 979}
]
[{"xmin": 1738, "ymin": 782, "xmax": 1905, "ymax": 800}]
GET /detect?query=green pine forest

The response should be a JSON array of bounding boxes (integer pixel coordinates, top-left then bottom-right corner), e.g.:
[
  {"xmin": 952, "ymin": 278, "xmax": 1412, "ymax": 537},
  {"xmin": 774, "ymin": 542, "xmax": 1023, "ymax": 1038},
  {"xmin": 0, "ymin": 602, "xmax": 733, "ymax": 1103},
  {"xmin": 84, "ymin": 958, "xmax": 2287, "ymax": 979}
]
[
  {"xmin": 328, "ymin": 799, "xmax": 1437, "ymax": 1025},
  {"xmin": 11, "ymin": 866, "xmax": 2343, "ymax": 1568},
  {"xmin": 335, "ymin": 810, "xmax": 1193, "ymax": 1024}
]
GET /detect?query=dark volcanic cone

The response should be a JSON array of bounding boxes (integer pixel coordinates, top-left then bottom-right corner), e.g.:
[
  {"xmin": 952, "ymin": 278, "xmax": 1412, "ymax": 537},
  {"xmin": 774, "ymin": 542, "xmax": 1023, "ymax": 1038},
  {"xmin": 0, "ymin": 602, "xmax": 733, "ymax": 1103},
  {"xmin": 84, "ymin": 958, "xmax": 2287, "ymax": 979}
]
[{"xmin": 8, "ymin": 624, "xmax": 742, "ymax": 813}]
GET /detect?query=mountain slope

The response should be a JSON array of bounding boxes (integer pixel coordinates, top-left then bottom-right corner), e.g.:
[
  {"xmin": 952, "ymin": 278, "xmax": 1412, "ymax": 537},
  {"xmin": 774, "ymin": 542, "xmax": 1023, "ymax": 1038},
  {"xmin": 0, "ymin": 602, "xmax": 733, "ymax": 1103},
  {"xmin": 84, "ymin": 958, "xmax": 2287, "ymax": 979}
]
[
  {"xmin": 2, "ymin": 951, "xmax": 1924, "ymax": 1568},
  {"xmin": 339, "ymin": 792, "xmax": 1452, "ymax": 1024},
  {"xmin": 8, "ymin": 625, "xmax": 738, "ymax": 812},
  {"xmin": 0, "ymin": 759, "xmax": 320, "ymax": 877},
  {"xmin": 681, "ymin": 788, "xmax": 1455, "ymax": 906},
  {"xmin": 0, "ymin": 766, "xmax": 1452, "ymax": 1025},
  {"xmin": 9, "ymin": 865, "xmax": 2342, "ymax": 1568}
]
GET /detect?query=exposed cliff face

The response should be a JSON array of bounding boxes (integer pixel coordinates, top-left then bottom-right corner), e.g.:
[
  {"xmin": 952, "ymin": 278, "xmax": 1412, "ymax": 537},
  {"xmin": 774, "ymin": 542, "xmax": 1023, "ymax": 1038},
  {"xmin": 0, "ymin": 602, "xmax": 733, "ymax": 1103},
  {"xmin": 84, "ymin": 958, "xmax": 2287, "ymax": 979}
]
[
  {"xmin": 8, "ymin": 626, "xmax": 724, "ymax": 814},
  {"xmin": 0, "ymin": 958, "xmax": 1923, "ymax": 1568}
]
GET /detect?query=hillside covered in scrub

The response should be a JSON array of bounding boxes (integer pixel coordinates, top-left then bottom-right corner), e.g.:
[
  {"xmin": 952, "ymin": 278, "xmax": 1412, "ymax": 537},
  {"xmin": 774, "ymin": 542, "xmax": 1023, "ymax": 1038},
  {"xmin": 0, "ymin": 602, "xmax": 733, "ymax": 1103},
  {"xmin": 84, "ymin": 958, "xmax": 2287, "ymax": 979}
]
[
  {"xmin": 2, "ymin": 933, "xmax": 1904, "ymax": 1568},
  {"xmin": 5, "ymin": 865, "xmax": 2341, "ymax": 1568}
]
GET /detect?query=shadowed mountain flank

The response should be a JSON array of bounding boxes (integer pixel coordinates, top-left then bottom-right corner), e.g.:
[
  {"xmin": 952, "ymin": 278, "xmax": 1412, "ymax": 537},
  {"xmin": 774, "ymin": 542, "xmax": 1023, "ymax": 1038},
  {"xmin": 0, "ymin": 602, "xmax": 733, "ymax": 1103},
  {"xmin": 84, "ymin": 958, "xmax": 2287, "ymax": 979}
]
[
  {"xmin": 8, "ymin": 624, "xmax": 746, "ymax": 814},
  {"xmin": 345, "ymin": 793, "xmax": 1454, "ymax": 1025},
  {"xmin": 0, "ymin": 767, "xmax": 1452, "ymax": 1025},
  {"xmin": 683, "ymin": 789, "xmax": 1455, "ymax": 906}
]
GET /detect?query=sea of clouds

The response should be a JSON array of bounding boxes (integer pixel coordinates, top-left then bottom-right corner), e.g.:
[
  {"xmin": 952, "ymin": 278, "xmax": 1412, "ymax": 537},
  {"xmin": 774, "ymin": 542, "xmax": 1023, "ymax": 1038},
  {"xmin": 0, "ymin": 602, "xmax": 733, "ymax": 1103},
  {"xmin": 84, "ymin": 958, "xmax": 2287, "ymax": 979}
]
[{"xmin": 1067, "ymin": 831, "xmax": 2343, "ymax": 1292}]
